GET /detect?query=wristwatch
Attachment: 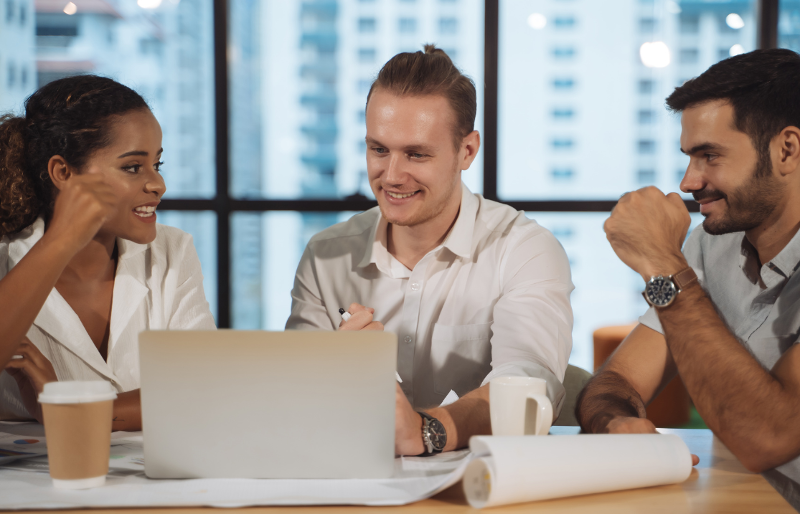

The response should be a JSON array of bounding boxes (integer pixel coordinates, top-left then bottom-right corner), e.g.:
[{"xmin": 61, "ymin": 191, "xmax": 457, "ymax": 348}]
[
  {"xmin": 419, "ymin": 411, "xmax": 446, "ymax": 454},
  {"xmin": 643, "ymin": 267, "xmax": 699, "ymax": 308}
]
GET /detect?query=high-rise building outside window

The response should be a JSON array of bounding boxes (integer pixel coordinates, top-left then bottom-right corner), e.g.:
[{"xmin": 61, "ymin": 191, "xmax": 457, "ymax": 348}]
[
  {"xmin": 498, "ymin": 0, "xmax": 757, "ymax": 369},
  {"xmin": 780, "ymin": 0, "xmax": 800, "ymax": 52},
  {"xmin": 228, "ymin": 0, "xmax": 484, "ymax": 328},
  {"xmin": 0, "ymin": 0, "xmax": 785, "ymax": 370},
  {"xmin": 0, "ymin": 0, "xmax": 218, "ymax": 321}
]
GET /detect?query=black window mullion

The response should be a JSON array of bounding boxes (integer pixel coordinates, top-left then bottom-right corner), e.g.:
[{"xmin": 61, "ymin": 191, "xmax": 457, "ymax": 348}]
[
  {"xmin": 759, "ymin": 0, "xmax": 780, "ymax": 49},
  {"xmin": 214, "ymin": 0, "xmax": 231, "ymax": 328},
  {"xmin": 483, "ymin": 0, "xmax": 499, "ymax": 201},
  {"xmin": 190, "ymin": 0, "xmax": 780, "ymax": 328}
]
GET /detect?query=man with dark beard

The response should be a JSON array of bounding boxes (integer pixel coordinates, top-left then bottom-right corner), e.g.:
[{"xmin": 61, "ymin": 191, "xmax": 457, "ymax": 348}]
[{"xmin": 576, "ymin": 48, "xmax": 800, "ymax": 508}]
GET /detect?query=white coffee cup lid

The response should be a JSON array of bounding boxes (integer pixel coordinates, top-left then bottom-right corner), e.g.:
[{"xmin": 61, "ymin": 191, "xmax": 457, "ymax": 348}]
[{"xmin": 38, "ymin": 381, "xmax": 117, "ymax": 404}]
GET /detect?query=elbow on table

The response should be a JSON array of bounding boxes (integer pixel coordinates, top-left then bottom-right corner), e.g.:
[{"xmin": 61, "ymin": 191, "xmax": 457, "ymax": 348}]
[{"xmin": 734, "ymin": 438, "xmax": 799, "ymax": 474}]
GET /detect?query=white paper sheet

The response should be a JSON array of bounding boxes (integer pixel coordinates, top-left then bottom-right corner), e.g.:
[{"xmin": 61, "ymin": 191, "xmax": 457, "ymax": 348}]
[
  {"xmin": 0, "ymin": 430, "xmax": 473, "ymax": 509},
  {"xmin": 440, "ymin": 389, "xmax": 459, "ymax": 407},
  {"xmin": 463, "ymin": 434, "xmax": 692, "ymax": 508}
]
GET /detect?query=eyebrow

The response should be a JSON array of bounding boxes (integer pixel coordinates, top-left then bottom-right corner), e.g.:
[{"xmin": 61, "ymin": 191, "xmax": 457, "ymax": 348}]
[
  {"xmin": 117, "ymin": 148, "xmax": 163, "ymax": 159},
  {"xmin": 680, "ymin": 142, "xmax": 724, "ymax": 155},
  {"xmin": 365, "ymin": 137, "xmax": 435, "ymax": 154}
]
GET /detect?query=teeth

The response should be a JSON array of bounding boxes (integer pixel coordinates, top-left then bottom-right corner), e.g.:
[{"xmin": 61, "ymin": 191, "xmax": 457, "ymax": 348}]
[
  {"xmin": 387, "ymin": 191, "xmax": 417, "ymax": 199},
  {"xmin": 134, "ymin": 206, "xmax": 157, "ymax": 218}
]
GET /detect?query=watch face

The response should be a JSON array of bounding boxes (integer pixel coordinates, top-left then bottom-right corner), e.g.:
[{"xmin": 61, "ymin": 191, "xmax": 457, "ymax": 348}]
[
  {"xmin": 646, "ymin": 276, "xmax": 677, "ymax": 306},
  {"xmin": 427, "ymin": 418, "xmax": 447, "ymax": 451}
]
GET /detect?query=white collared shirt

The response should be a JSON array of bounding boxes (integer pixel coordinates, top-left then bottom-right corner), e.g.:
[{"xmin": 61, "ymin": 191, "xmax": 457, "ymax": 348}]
[
  {"xmin": 286, "ymin": 183, "xmax": 574, "ymax": 415},
  {"xmin": 0, "ymin": 218, "xmax": 216, "ymax": 419}
]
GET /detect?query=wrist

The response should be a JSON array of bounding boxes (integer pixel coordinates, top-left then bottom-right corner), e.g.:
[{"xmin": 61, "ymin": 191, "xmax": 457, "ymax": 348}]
[
  {"xmin": 38, "ymin": 230, "xmax": 80, "ymax": 262},
  {"xmin": 639, "ymin": 255, "xmax": 689, "ymax": 283}
]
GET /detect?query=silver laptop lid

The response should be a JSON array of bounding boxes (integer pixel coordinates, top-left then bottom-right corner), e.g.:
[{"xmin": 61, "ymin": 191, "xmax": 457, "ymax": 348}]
[{"xmin": 139, "ymin": 330, "xmax": 396, "ymax": 479}]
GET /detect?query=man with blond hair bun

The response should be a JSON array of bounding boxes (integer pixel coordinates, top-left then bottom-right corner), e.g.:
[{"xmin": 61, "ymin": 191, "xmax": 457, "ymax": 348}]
[{"xmin": 287, "ymin": 45, "xmax": 573, "ymax": 455}]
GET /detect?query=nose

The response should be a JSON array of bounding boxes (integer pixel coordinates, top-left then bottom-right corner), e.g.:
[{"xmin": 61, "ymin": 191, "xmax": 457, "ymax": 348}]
[
  {"xmin": 382, "ymin": 153, "xmax": 406, "ymax": 186},
  {"xmin": 145, "ymin": 168, "xmax": 167, "ymax": 198},
  {"xmin": 679, "ymin": 161, "xmax": 705, "ymax": 194}
]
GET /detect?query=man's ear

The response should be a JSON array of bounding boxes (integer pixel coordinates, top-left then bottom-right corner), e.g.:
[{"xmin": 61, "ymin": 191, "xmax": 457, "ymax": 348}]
[
  {"xmin": 459, "ymin": 130, "xmax": 481, "ymax": 170},
  {"xmin": 47, "ymin": 156, "xmax": 73, "ymax": 191},
  {"xmin": 775, "ymin": 126, "xmax": 800, "ymax": 177}
]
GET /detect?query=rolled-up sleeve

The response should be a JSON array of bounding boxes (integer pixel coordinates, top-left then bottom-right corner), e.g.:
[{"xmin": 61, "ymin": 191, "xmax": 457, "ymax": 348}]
[{"xmin": 481, "ymin": 226, "xmax": 574, "ymax": 417}]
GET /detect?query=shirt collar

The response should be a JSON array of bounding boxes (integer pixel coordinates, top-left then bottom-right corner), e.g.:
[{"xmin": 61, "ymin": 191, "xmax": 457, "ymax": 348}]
[
  {"xmin": 356, "ymin": 182, "xmax": 477, "ymax": 271},
  {"xmin": 764, "ymin": 226, "xmax": 800, "ymax": 278}
]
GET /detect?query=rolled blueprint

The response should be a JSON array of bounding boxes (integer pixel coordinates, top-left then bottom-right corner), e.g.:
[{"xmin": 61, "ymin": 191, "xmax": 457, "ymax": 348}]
[{"xmin": 463, "ymin": 434, "xmax": 692, "ymax": 508}]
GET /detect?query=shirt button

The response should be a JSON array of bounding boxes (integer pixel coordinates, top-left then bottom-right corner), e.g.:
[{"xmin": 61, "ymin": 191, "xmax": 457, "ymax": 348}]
[
  {"xmin": 404, "ymin": 335, "xmax": 413, "ymax": 344},
  {"xmin": 410, "ymin": 282, "xmax": 421, "ymax": 291}
]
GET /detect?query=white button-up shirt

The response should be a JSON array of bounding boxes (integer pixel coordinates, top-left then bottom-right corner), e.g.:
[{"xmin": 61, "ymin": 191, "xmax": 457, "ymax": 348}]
[
  {"xmin": 286, "ymin": 183, "xmax": 574, "ymax": 415},
  {"xmin": 0, "ymin": 218, "xmax": 216, "ymax": 419}
]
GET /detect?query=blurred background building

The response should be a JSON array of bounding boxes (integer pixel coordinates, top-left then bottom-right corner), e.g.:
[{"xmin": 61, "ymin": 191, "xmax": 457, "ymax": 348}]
[{"xmin": 1, "ymin": 0, "xmax": 799, "ymax": 370}]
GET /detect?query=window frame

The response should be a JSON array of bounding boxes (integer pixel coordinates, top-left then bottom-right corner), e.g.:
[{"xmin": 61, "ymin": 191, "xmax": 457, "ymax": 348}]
[{"xmin": 158, "ymin": 0, "xmax": 781, "ymax": 327}]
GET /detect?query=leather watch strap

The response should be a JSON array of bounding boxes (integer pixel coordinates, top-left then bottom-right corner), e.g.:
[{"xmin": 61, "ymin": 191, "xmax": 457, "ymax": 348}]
[{"xmin": 672, "ymin": 267, "xmax": 698, "ymax": 291}]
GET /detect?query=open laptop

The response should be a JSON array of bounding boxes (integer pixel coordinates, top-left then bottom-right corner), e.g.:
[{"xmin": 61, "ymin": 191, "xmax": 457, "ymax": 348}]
[{"xmin": 139, "ymin": 330, "xmax": 397, "ymax": 479}]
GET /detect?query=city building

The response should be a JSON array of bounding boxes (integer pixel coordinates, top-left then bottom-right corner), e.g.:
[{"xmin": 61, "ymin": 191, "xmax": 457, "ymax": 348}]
[{"xmin": 0, "ymin": 0, "xmax": 35, "ymax": 115}]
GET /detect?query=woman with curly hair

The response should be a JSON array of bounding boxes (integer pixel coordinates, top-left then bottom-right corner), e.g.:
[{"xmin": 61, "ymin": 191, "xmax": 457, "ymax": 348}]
[{"xmin": 0, "ymin": 75, "xmax": 215, "ymax": 431}]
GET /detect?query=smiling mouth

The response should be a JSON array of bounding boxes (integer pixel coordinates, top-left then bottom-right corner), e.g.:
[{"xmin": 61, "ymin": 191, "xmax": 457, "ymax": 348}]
[
  {"xmin": 385, "ymin": 190, "xmax": 419, "ymax": 199},
  {"xmin": 133, "ymin": 206, "xmax": 157, "ymax": 218}
]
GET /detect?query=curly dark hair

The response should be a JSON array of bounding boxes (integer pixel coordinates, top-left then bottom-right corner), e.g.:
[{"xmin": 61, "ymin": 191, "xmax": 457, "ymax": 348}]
[{"xmin": 0, "ymin": 75, "xmax": 149, "ymax": 237}]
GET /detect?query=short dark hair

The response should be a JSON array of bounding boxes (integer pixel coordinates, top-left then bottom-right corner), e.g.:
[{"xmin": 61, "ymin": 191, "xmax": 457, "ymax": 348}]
[
  {"xmin": 366, "ymin": 44, "xmax": 476, "ymax": 150},
  {"xmin": 666, "ymin": 49, "xmax": 800, "ymax": 160}
]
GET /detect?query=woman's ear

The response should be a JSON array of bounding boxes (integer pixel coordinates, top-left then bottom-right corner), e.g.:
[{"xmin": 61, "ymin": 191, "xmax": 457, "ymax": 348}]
[{"xmin": 47, "ymin": 156, "xmax": 72, "ymax": 191}]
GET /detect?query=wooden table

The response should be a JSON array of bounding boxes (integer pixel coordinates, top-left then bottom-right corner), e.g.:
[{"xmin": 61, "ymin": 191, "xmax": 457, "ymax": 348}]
[{"xmin": 19, "ymin": 428, "xmax": 793, "ymax": 514}]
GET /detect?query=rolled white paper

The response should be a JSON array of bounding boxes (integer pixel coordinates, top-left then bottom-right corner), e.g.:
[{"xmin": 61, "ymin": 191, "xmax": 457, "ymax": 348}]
[{"xmin": 463, "ymin": 434, "xmax": 692, "ymax": 508}]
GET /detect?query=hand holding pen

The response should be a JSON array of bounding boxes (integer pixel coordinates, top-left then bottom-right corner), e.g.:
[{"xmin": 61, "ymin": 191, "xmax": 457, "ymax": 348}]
[
  {"xmin": 339, "ymin": 304, "xmax": 402, "ymax": 383},
  {"xmin": 337, "ymin": 303, "xmax": 384, "ymax": 331}
]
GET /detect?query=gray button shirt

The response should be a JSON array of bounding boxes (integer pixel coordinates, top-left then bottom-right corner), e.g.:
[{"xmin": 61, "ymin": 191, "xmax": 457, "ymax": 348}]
[{"xmin": 640, "ymin": 225, "xmax": 800, "ymax": 509}]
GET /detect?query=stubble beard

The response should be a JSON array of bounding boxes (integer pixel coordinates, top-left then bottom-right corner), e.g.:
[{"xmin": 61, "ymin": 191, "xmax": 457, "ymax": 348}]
[
  {"xmin": 380, "ymin": 165, "xmax": 462, "ymax": 228},
  {"xmin": 699, "ymin": 154, "xmax": 783, "ymax": 236}
]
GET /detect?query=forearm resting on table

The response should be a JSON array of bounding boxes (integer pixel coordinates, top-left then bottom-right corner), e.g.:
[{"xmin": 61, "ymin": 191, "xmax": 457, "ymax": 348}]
[
  {"xmin": 112, "ymin": 389, "xmax": 142, "ymax": 432},
  {"xmin": 425, "ymin": 384, "xmax": 490, "ymax": 451},
  {"xmin": 658, "ymin": 286, "xmax": 800, "ymax": 471},
  {"xmin": 576, "ymin": 370, "xmax": 647, "ymax": 433}
]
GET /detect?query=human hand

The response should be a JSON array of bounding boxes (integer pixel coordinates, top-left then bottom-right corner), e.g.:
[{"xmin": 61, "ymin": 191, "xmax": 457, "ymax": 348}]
[
  {"xmin": 604, "ymin": 187, "xmax": 691, "ymax": 281},
  {"xmin": 394, "ymin": 383, "xmax": 424, "ymax": 456},
  {"xmin": 338, "ymin": 303, "xmax": 384, "ymax": 331},
  {"xmin": 4, "ymin": 337, "xmax": 58, "ymax": 423},
  {"xmin": 46, "ymin": 174, "xmax": 118, "ymax": 256},
  {"xmin": 606, "ymin": 416, "xmax": 700, "ymax": 466}
]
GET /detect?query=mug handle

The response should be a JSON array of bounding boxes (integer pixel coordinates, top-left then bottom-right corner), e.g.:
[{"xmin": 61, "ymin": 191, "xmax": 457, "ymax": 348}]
[{"xmin": 523, "ymin": 393, "xmax": 553, "ymax": 436}]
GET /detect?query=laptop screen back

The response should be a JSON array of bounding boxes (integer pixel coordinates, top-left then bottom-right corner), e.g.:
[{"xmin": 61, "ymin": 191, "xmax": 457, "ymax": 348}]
[{"xmin": 139, "ymin": 330, "xmax": 397, "ymax": 479}]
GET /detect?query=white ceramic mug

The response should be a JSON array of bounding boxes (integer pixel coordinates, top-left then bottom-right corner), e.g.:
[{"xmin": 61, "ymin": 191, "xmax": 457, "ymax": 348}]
[{"xmin": 490, "ymin": 376, "xmax": 553, "ymax": 436}]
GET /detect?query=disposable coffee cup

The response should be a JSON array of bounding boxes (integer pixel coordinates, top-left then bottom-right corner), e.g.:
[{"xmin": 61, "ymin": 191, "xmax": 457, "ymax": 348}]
[{"xmin": 38, "ymin": 381, "xmax": 117, "ymax": 490}]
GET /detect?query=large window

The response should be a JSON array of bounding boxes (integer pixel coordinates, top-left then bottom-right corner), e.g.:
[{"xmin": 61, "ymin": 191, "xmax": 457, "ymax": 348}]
[
  {"xmin": 225, "ymin": 0, "xmax": 484, "ymax": 329},
  {"xmin": 497, "ymin": 0, "xmax": 757, "ymax": 369},
  {"xmin": 0, "ymin": 0, "xmax": 218, "ymax": 319},
  {"xmin": 0, "ymin": 0, "xmax": 791, "ymax": 370}
]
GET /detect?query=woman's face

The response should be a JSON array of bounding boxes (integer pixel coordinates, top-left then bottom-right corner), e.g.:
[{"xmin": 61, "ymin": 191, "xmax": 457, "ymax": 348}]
[{"xmin": 82, "ymin": 108, "xmax": 166, "ymax": 245}]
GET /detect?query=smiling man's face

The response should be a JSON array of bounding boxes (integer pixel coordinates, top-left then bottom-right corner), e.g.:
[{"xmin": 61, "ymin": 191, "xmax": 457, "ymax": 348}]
[
  {"xmin": 679, "ymin": 100, "xmax": 782, "ymax": 235},
  {"xmin": 365, "ymin": 88, "xmax": 465, "ymax": 228}
]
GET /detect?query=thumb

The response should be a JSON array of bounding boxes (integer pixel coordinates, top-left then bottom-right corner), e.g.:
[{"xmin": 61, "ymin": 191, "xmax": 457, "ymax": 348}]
[{"xmin": 666, "ymin": 192, "xmax": 688, "ymax": 211}]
